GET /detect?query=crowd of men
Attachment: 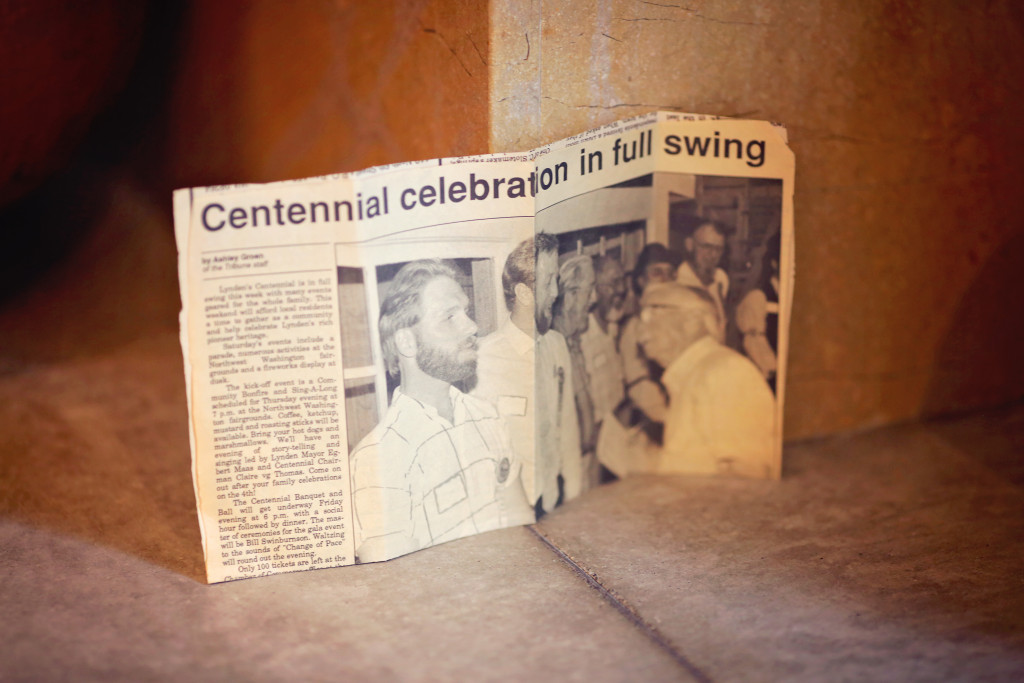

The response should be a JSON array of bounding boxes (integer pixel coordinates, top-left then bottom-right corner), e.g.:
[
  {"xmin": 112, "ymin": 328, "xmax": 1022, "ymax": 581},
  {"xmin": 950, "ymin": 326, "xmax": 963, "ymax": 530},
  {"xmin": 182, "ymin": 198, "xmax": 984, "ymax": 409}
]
[
  {"xmin": 349, "ymin": 223, "xmax": 779, "ymax": 563},
  {"xmin": 552, "ymin": 223, "xmax": 778, "ymax": 484}
]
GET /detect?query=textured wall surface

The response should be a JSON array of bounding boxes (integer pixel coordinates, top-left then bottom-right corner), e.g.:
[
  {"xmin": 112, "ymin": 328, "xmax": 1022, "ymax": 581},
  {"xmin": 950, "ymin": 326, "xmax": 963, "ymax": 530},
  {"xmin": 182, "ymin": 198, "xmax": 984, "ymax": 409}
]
[
  {"xmin": 4, "ymin": 1, "xmax": 1023, "ymax": 443},
  {"xmin": 163, "ymin": 0, "xmax": 490, "ymax": 188},
  {"xmin": 491, "ymin": 1, "xmax": 1024, "ymax": 439},
  {"xmin": 1, "ymin": 0, "xmax": 492, "ymax": 364},
  {"xmin": 0, "ymin": 0, "xmax": 144, "ymax": 205}
]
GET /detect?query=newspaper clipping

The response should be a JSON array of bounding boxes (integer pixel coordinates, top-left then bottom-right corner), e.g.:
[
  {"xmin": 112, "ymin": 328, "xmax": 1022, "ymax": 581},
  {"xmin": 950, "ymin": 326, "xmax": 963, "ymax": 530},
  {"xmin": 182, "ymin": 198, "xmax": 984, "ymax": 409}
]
[{"xmin": 173, "ymin": 112, "xmax": 795, "ymax": 583}]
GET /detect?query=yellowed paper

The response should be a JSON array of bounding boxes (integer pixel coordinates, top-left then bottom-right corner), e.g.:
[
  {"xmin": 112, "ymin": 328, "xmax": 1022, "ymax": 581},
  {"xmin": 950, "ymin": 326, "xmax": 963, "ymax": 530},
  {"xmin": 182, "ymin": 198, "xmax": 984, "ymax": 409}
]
[{"xmin": 174, "ymin": 113, "xmax": 794, "ymax": 582}]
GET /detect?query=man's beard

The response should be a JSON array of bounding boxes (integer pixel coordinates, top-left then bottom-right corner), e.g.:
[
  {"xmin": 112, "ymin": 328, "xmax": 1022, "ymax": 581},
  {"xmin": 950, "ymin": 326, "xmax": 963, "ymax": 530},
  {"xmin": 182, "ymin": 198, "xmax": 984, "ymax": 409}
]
[{"xmin": 416, "ymin": 335, "xmax": 478, "ymax": 383}]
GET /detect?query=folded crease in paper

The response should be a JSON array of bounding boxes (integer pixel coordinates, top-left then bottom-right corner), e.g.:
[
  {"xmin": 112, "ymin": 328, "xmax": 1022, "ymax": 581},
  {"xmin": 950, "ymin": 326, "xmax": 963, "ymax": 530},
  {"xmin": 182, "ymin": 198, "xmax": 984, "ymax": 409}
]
[{"xmin": 173, "ymin": 112, "xmax": 795, "ymax": 583}]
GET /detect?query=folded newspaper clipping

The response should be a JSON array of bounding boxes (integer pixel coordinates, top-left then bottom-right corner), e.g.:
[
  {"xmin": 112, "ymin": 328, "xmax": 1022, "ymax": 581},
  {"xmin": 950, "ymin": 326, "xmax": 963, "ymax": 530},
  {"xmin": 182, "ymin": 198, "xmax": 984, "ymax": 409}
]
[{"xmin": 173, "ymin": 112, "xmax": 795, "ymax": 583}]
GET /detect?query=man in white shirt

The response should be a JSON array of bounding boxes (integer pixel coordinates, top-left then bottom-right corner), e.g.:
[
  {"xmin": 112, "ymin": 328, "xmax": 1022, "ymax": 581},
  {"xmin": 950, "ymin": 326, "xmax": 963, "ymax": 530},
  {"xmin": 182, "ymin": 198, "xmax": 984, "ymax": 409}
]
[
  {"xmin": 350, "ymin": 260, "xmax": 532, "ymax": 563},
  {"xmin": 553, "ymin": 253, "xmax": 597, "ymax": 459},
  {"xmin": 474, "ymin": 234, "xmax": 581, "ymax": 514},
  {"xmin": 677, "ymin": 221, "xmax": 729, "ymax": 340},
  {"xmin": 581, "ymin": 256, "xmax": 627, "ymax": 422},
  {"xmin": 636, "ymin": 282, "xmax": 777, "ymax": 479}
]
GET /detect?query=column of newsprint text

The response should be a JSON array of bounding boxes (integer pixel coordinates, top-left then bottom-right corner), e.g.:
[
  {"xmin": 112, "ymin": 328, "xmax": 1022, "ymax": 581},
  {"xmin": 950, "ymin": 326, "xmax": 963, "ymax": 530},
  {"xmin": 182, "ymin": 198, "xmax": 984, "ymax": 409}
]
[{"xmin": 193, "ymin": 243, "xmax": 354, "ymax": 582}]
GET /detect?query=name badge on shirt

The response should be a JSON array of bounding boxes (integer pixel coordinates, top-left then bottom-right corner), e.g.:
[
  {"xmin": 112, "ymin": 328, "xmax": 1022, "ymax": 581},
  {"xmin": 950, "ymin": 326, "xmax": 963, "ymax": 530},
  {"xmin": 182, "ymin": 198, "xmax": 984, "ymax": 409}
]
[
  {"xmin": 497, "ymin": 395, "xmax": 527, "ymax": 416},
  {"xmin": 496, "ymin": 457, "xmax": 510, "ymax": 483}
]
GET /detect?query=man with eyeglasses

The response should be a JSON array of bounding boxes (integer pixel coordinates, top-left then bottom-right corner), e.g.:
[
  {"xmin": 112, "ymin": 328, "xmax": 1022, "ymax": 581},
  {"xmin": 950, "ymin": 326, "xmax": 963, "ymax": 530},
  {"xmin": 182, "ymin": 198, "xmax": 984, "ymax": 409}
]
[
  {"xmin": 635, "ymin": 282, "xmax": 777, "ymax": 479},
  {"xmin": 677, "ymin": 221, "xmax": 729, "ymax": 340}
]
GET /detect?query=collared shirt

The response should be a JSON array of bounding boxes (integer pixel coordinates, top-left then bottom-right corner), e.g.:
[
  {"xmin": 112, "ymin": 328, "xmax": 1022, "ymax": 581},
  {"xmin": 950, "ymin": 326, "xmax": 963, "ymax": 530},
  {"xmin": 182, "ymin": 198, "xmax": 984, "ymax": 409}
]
[
  {"xmin": 351, "ymin": 386, "xmax": 520, "ymax": 562},
  {"xmin": 536, "ymin": 327, "xmax": 582, "ymax": 506},
  {"xmin": 660, "ymin": 335, "xmax": 778, "ymax": 479},
  {"xmin": 578, "ymin": 312, "xmax": 626, "ymax": 420},
  {"xmin": 473, "ymin": 317, "xmax": 581, "ymax": 508},
  {"xmin": 677, "ymin": 261, "xmax": 729, "ymax": 338}
]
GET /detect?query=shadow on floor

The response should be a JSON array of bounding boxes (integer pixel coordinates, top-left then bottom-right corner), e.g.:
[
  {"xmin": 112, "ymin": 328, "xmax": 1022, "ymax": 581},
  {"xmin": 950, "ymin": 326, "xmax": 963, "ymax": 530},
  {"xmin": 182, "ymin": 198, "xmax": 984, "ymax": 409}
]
[{"xmin": 0, "ymin": 177, "xmax": 204, "ymax": 582}]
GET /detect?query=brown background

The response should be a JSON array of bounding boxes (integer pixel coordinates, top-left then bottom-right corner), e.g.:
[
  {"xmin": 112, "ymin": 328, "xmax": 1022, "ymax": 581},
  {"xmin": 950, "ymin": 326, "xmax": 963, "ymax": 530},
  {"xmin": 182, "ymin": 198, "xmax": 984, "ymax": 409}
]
[{"xmin": 3, "ymin": 0, "xmax": 1023, "ymax": 439}]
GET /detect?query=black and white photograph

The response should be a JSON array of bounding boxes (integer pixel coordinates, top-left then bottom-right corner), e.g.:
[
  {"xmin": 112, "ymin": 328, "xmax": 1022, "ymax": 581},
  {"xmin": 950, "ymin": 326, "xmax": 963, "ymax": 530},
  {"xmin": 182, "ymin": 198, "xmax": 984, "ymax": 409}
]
[
  {"xmin": 174, "ymin": 114, "xmax": 795, "ymax": 584},
  {"xmin": 334, "ymin": 231, "xmax": 538, "ymax": 563},
  {"xmin": 536, "ymin": 172, "xmax": 784, "ymax": 481}
]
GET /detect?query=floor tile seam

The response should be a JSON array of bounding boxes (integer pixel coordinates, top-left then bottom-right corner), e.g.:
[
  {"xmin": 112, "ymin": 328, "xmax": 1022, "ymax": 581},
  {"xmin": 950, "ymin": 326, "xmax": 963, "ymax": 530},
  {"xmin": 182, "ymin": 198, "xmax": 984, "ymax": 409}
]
[{"xmin": 527, "ymin": 524, "xmax": 713, "ymax": 683}]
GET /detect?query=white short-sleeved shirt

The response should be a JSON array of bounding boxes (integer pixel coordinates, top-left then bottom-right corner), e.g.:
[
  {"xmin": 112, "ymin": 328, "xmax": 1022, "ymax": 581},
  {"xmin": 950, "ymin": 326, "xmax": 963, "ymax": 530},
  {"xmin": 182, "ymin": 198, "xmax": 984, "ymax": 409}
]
[
  {"xmin": 474, "ymin": 318, "xmax": 581, "ymax": 508},
  {"xmin": 660, "ymin": 336, "xmax": 777, "ymax": 479}
]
